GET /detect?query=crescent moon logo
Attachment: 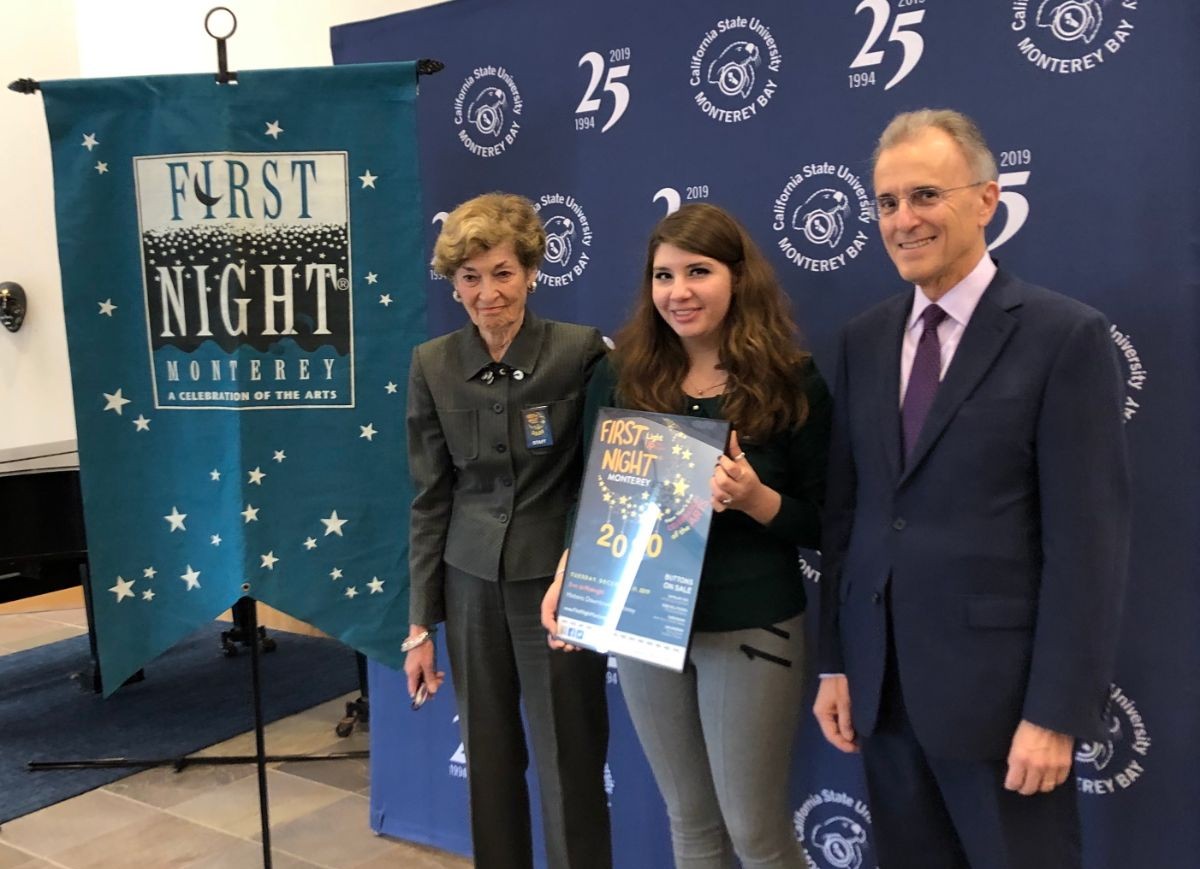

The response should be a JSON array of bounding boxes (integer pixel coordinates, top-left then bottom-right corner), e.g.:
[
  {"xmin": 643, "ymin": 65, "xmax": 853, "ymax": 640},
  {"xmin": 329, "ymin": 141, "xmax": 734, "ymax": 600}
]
[{"xmin": 193, "ymin": 175, "xmax": 223, "ymax": 208}]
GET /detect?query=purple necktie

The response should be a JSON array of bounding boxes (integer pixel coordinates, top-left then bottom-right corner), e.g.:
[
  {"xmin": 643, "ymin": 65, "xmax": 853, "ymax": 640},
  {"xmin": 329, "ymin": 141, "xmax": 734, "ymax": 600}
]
[{"xmin": 901, "ymin": 304, "xmax": 948, "ymax": 459}]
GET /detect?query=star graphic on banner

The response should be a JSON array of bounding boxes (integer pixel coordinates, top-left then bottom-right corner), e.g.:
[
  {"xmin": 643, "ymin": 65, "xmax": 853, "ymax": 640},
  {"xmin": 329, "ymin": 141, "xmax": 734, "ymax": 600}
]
[
  {"xmin": 211, "ymin": 534, "xmax": 222, "ymax": 546},
  {"xmin": 682, "ymin": 449, "xmax": 693, "ymax": 461},
  {"xmin": 95, "ymin": 161, "xmax": 108, "ymax": 175},
  {"xmin": 260, "ymin": 551, "xmax": 279, "ymax": 570},
  {"xmin": 82, "ymin": 133, "xmax": 99, "ymax": 151},
  {"xmin": 133, "ymin": 415, "xmax": 151, "ymax": 432},
  {"xmin": 264, "ymin": 120, "xmax": 284, "ymax": 139},
  {"xmin": 242, "ymin": 504, "xmax": 260, "ymax": 523},
  {"xmin": 180, "ymin": 565, "xmax": 201, "ymax": 590},
  {"xmin": 103, "ymin": 389, "xmax": 131, "ymax": 415},
  {"xmin": 164, "ymin": 506, "xmax": 187, "ymax": 532},
  {"xmin": 358, "ymin": 170, "xmax": 377, "ymax": 188},
  {"xmin": 110, "ymin": 576, "xmax": 135, "ymax": 602},
  {"xmin": 345, "ymin": 586, "xmax": 359, "ymax": 599},
  {"xmin": 98, "ymin": 299, "xmax": 117, "ymax": 316},
  {"xmin": 210, "ymin": 469, "xmax": 221, "ymax": 481},
  {"xmin": 379, "ymin": 294, "xmax": 392, "ymax": 306},
  {"xmin": 385, "ymin": 382, "xmax": 398, "ymax": 394},
  {"xmin": 330, "ymin": 567, "xmax": 343, "ymax": 580},
  {"xmin": 365, "ymin": 272, "xmax": 378, "ymax": 284},
  {"xmin": 359, "ymin": 424, "xmax": 377, "ymax": 441},
  {"xmin": 367, "ymin": 577, "xmax": 385, "ymax": 594},
  {"xmin": 303, "ymin": 537, "xmax": 317, "ymax": 550},
  {"xmin": 143, "ymin": 566, "xmax": 157, "ymax": 579},
  {"xmin": 672, "ymin": 479, "xmax": 689, "ymax": 497},
  {"xmin": 321, "ymin": 510, "xmax": 347, "ymax": 536},
  {"xmin": 672, "ymin": 444, "xmax": 682, "ymax": 455},
  {"xmin": 248, "ymin": 467, "xmax": 266, "ymax": 485},
  {"xmin": 142, "ymin": 589, "xmax": 156, "ymax": 602},
  {"xmin": 273, "ymin": 450, "xmax": 286, "ymax": 463}
]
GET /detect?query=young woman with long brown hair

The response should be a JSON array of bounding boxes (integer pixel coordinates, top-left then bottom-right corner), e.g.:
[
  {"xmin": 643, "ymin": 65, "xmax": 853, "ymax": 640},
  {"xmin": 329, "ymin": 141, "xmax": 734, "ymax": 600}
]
[{"xmin": 543, "ymin": 203, "xmax": 831, "ymax": 868}]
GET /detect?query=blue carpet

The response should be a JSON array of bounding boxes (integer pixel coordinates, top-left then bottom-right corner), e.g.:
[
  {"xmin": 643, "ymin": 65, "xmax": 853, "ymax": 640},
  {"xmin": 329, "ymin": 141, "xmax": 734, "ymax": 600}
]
[{"xmin": 0, "ymin": 622, "xmax": 360, "ymax": 823}]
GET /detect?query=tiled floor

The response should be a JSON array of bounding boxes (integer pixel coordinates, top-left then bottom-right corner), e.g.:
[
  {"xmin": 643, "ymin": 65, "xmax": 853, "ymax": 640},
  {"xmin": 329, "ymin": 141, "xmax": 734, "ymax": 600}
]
[{"xmin": 0, "ymin": 601, "xmax": 472, "ymax": 869}]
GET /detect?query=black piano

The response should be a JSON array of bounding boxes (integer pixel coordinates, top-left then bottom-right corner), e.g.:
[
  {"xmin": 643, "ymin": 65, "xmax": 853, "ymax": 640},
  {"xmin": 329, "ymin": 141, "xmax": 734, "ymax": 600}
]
[
  {"xmin": 0, "ymin": 441, "xmax": 87, "ymax": 604},
  {"xmin": 0, "ymin": 440, "xmax": 112, "ymax": 689}
]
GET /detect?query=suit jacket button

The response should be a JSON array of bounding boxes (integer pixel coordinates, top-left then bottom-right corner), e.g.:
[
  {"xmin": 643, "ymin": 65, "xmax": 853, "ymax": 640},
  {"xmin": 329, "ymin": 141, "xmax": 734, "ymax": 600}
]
[
  {"xmin": 498, "ymin": 512, "xmax": 509, "ymax": 524},
  {"xmin": 501, "ymin": 477, "xmax": 513, "ymax": 487},
  {"xmin": 872, "ymin": 592, "xmax": 882, "ymax": 604},
  {"xmin": 892, "ymin": 518, "xmax": 906, "ymax": 530},
  {"xmin": 492, "ymin": 402, "xmax": 504, "ymax": 413},
  {"xmin": 495, "ymin": 443, "xmax": 507, "ymax": 453}
]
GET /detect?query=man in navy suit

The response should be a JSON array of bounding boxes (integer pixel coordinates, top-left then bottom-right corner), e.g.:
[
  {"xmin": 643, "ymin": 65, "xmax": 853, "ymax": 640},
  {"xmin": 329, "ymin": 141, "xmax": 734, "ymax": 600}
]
[{"xmin": 813, "ymin": 109, "xmax": 1130, "ymax": 868}]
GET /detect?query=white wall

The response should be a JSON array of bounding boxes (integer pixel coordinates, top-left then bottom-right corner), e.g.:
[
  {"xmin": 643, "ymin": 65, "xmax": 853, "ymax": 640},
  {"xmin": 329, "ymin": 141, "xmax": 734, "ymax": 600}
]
[
  {"xmin": 75, "ymin": 1, "xmax": 444, "ymax": 76},
  {"xmin": 0, "ymin": 1, "xmax": 80, "ymax": 455},
  {"xmin": 0, "ymin": 0, "xmax": 444, "ymax": 456}
]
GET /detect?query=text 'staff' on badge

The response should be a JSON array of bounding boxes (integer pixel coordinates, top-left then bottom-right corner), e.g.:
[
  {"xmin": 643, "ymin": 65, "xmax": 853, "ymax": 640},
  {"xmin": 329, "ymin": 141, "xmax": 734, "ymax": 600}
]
[{"xmin": 134, "ymin": 152, "xmax": 354, "ymax": 410}]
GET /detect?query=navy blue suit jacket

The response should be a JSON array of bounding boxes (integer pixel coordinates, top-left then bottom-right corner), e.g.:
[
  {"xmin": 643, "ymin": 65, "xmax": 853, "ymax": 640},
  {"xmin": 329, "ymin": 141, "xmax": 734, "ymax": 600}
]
[{"xmin": 818, "ymin": 268, "xmax": 1130, "ymax": 760}]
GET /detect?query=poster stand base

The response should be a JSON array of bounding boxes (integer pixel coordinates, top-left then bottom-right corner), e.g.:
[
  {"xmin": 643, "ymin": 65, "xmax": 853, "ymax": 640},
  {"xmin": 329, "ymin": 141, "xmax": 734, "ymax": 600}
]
[{"xmin": 27, "ymin": 598, "xmax": 367, "ymax": 869}]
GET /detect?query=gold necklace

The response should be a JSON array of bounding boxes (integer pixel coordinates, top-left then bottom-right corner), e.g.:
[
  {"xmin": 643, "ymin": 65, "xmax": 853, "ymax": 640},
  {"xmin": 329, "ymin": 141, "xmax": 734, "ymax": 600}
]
[{"xmin": 684, "ymin": 376, "xmax": 728, "ymax": 397}]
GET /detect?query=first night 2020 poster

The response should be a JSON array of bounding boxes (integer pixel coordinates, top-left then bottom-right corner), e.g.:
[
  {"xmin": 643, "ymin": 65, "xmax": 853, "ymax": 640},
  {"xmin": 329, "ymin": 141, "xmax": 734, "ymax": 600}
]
[{"xmin": 558, "ymin": 408, "xmax": 729, "ymax": 670}]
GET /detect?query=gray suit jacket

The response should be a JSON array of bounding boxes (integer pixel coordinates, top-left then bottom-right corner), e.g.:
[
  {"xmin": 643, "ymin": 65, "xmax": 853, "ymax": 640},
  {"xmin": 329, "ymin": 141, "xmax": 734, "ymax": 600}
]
[{"xmin": 406, "ymin": 311, "xmax": 607, "ymax": 625}]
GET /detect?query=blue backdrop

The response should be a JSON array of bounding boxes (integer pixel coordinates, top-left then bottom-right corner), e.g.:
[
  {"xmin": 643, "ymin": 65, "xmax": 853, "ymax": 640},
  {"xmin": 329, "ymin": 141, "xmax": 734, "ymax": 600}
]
[{"xmin": 333, "ymin": 3, "xmax": 1200, "ymax": 867}]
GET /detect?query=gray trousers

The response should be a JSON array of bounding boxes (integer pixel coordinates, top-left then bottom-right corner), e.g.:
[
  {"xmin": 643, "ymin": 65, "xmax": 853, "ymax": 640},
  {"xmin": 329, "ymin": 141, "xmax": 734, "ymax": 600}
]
[
  {"xmin": 444, "ymin": 565, "xmax": 612, "ymax": 869},
  {"xmin": 617, "ymin": 614, "xmax": 807, "ymax": 869}
]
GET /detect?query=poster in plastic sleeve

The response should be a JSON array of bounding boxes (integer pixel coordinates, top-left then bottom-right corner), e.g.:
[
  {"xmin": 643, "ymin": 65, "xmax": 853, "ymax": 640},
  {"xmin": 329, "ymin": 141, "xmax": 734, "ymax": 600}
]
[{"xmin": 557, "ymin": 408, "xmax": 729, "ymax": 670}]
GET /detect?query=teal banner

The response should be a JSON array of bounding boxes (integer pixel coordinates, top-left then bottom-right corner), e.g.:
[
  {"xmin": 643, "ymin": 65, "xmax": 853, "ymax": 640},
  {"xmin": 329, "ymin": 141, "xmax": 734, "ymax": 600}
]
[{"xmin": 40, "ymin": 62, "xmax": 425, "ymax": 693}]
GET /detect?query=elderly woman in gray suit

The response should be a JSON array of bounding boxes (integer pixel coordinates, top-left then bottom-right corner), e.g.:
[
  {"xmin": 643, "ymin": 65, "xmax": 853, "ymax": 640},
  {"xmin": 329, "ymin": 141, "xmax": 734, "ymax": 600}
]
[{"xmin": 403, "ymin": 192, "xmax": 611, "ymax": 869}]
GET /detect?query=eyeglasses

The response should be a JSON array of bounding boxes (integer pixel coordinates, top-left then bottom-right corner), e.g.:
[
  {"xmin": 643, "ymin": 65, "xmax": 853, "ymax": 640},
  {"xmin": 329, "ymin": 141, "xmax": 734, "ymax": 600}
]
[{"xmin": 874, "ymin": 182, "xmax": 987, "ymax": 217}]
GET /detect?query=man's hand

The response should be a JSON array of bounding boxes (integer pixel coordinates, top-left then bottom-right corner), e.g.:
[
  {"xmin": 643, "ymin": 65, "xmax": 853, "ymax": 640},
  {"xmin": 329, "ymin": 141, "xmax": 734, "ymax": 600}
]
[
  {"xmin": 1004, "ymin": 719, "xmax": 1074, "ymax": 795},
  {"xmin": 813, "ymin": 675, "xmax": 859, "ymax": 753}
]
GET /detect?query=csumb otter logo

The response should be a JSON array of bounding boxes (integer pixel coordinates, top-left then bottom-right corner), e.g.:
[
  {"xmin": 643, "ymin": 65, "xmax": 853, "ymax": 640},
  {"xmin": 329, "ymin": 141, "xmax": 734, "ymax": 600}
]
[
  {"xmin": 772, "ymin": 164, "xmax": 873, "ymax": 273},
  {"xmin": 453, "ymin": 66, "xmax": 523, "ymax": 158},
  {"xmin": 1075, "ymin": 683, "xmax": 1151, "ymax": 795},
  {"xmin": 1109, "ymin": 323, "xmax": 1147, "ymax": 423},
  {"xmin": 688, "ymin": 16, "xmax": 782, "ymax": 123},
  {"xmin": 795, "ymin": 790, "xmax": 876, "ymax": 869},
  {"xmin": 1011, "ymin": 0, "xmax": 1138, "ymax": 74},
  {"xmin": 532, "ymin": 193, "xmax": 592, "ymax": 288}
]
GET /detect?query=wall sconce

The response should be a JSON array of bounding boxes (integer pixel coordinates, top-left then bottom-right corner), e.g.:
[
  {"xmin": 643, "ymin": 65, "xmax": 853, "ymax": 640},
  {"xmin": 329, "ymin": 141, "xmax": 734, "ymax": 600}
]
[{"xmin": 0, "ymin": 282, "xmax": 26, "ymax": 332}]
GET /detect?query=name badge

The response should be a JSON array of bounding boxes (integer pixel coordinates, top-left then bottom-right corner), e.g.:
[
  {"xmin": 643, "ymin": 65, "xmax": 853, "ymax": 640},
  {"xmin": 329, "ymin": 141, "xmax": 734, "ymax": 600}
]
[{"xmin": 523, "ymin": 405, "xmax": 553, "ymax": 449}]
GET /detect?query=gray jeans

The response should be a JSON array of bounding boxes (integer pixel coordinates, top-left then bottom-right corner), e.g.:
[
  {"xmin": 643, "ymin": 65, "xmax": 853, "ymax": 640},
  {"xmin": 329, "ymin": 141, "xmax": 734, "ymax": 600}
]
[{"xmin": 617, "ymin": 614, "xmax": 807, "ymax": 869}]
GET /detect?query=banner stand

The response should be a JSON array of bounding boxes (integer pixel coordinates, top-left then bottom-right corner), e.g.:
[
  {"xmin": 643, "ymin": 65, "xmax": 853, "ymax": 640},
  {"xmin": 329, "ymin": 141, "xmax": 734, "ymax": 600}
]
[
  {"xmin": 26, "ymin": 597, "xmax": 369, "ymax": 868},
  {"xmin": 9, "ymin": 8, "xmax": 446, "ymax": 863},
  {"xmin": 245, "ymin": 596, "xmax": 275, "ymax": 868}
]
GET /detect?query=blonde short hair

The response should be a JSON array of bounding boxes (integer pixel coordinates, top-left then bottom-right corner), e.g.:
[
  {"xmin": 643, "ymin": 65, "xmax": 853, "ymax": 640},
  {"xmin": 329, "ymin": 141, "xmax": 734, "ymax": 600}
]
[
  {"xmin": 430, "ymin": 192, "xmax": 545, "ymax": 278},
  {"xmin": 873, "ymin": 109, "xmax": 998, "ymax": 182}
]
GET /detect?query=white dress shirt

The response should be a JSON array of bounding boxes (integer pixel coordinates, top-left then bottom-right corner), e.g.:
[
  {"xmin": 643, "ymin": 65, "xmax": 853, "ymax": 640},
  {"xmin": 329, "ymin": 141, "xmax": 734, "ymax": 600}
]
[{"xmin": 899, "ymin": 254, "xmax": 997, "ymax": 405}]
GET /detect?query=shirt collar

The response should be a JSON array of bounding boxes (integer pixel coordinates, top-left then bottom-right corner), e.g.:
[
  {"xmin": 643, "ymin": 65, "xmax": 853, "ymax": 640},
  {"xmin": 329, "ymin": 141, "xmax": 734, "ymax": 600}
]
[
  {"xmin": 457, "ymin": 309, "xmax": 546, "ymax": 381},
  {"xmin": 908, "ymin": 254, "xmax": 997, "ymax": 331}
]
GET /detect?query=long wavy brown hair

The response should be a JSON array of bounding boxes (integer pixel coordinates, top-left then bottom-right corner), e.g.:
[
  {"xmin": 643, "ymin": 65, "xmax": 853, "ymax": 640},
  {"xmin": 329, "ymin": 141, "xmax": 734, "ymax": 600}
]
[{"xmin": 613, "ymin": 203, "xmax": 810, "ymax": 442}]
